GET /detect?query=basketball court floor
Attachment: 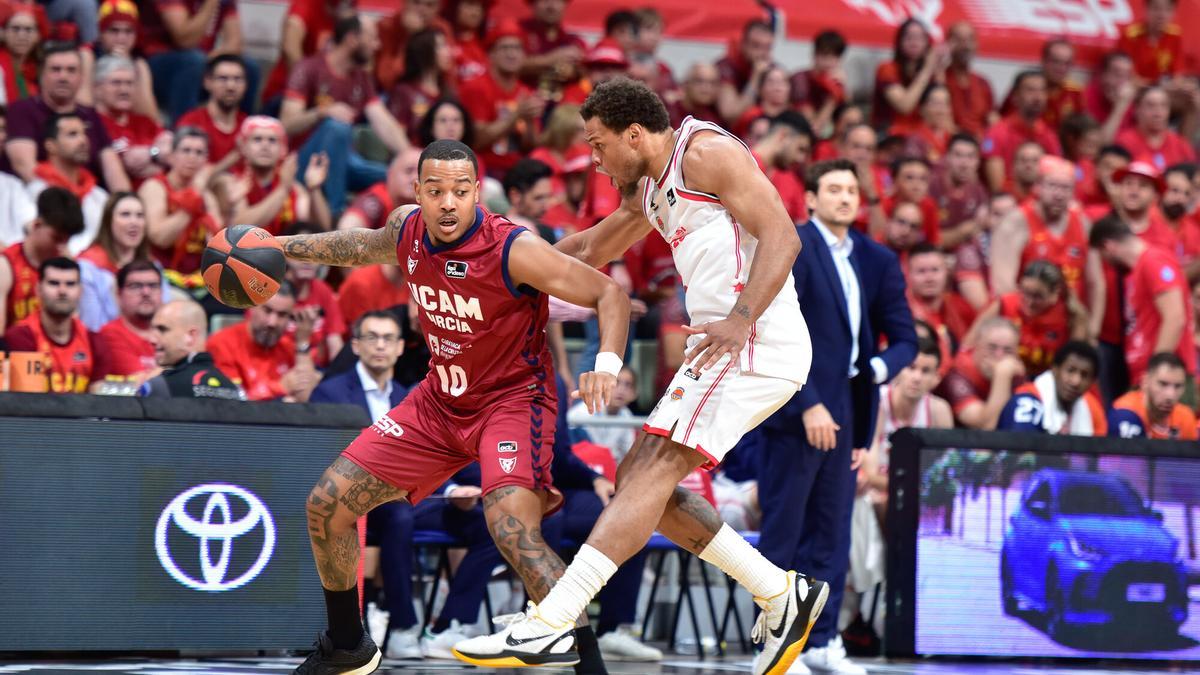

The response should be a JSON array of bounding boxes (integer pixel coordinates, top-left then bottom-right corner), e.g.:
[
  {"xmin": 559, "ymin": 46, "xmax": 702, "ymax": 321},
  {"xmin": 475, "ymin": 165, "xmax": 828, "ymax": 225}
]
[{"xmin": 0, "ymin": 656, "xmax": 1188, "ymax": 674}]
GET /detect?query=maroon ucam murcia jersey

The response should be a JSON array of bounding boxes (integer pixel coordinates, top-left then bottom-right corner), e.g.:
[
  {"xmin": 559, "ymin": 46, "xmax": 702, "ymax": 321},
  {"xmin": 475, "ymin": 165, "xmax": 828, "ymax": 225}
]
[{"xmin": 397, "ymin": 206, "xmax": 555, "ymax": 410}]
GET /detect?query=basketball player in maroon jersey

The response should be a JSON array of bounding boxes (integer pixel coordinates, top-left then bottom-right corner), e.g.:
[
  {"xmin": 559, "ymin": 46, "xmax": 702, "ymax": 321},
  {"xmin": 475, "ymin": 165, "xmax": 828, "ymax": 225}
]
[{"xmin": 275, "ymin": 139, "xmax": 631, "ymax": 674}]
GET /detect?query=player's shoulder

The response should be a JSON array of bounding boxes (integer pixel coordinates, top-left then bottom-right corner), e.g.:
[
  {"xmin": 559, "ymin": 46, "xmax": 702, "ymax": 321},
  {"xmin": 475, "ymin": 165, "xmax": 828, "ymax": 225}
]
[{"xmin": 1111, "ymin": 390, "xmax": 1142, "ymax": 411}]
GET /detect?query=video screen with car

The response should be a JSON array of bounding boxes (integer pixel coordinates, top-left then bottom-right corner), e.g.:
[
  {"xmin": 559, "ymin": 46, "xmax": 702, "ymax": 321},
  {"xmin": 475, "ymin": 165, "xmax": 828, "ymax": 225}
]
[{"xmin": 915, "ymin": 448, "xmax": 1200, "ymax": 659}]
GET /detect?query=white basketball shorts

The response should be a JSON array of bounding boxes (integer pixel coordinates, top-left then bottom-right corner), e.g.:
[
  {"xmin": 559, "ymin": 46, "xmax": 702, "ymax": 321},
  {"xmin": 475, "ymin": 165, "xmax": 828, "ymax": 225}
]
[{"xmin": 642, "ymin": 354, "xmax": 798, "ymax": 468}]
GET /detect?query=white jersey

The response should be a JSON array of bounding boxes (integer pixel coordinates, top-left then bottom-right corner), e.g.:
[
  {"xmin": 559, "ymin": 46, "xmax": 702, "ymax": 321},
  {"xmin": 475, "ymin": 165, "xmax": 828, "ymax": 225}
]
[{"xmin": 639, "ymin": 116, "xmax": 811, "ymax": 386}]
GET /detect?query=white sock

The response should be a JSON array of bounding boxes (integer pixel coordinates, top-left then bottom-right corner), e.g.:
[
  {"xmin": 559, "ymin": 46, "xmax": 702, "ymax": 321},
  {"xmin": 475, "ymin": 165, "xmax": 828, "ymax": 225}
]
[
  {"xmin": 534, "ymin": 544, "xmax": 617, "ymax": 628},
  {"xmin": 699, "ymin": 523, "xmax": 789, "ymax": 600}
]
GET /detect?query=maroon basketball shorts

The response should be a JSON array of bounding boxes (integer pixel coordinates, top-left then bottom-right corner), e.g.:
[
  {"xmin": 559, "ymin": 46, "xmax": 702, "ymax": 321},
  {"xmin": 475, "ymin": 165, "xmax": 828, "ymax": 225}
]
[{"xmin": 341, "ymin": 380, "xmax": 560, "ymax": 511}]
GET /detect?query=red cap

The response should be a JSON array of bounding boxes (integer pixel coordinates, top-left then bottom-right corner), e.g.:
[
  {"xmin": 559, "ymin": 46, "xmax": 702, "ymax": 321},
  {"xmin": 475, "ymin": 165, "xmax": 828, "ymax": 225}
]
[
  {"xmin": 585, "ymin": 38, "xmax": 628, "ymax": 68},
  {"xmin": 98, "ymin": 0, "xmax": 138, "ymax": 30},
  {"xmin": 564, "ymin": 145, "xmax": 591, "ymax": 174},
  {"xmin": 485, "ymin": 19, "xmax": 523, "ymax": 52},
  {"xmin": 0, "ymin": 1, "xmax": 49, "ymax": 38},
  {"xmin": 1114, "ymin": 161, "xmax": 1166, "ymax": 193}
]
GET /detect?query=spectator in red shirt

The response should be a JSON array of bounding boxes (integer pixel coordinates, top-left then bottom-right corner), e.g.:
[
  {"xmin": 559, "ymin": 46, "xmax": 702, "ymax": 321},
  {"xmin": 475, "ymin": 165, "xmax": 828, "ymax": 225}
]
[
  {"xmin": 1162, "ymin": 163, "xmax": 1200, "ymax": 277},
  {"xmin": 931, "ymin": 133, "xmax": 988, "ymax": 250},
  {"xmin": 139, "ymin": 127, "xmax": 218, "ymax": 278},
  {"xmin": 667, "ymin": 62, "xmax": 721, "ymax": 127},
  {"xmin": 94, "ymin": 56, "xmax": 172, "ymax": 187},
  {"xmin": 175, "ymin": 55, "xmax": 248, "ymax": 166},
  {"xmin": 629, "ymin": 8, "xmax": 678, "ymax": 103},
  {"xmin": 388, "ymin": 28, "xmax": 455, "ymax": 144},
  {"xmin": 443, "ymin": 0, "xmax": 490, "ymax": 84},
  {"xmin": 1116, "ymin": 86, "xmax": 1196, "ymax": 172},
  {"xmin": 458, "ymin": 21, "xmax": 545, "ymax": 179},
  {"xmin": 264, "ymin": 0, "xmax": 355, "ymax": 106},
  {"xmin": 0, "ymin": 187, "xmax": 82, "ymax": 332},
  {"xmin": 0, "ymin": 2, "xmax": 44, "ymax": 105},
  {"xmin": 375, "ymin": 0, "xmax": 447, "ymax": 93},
  {"xmin": 752, "ymin": 110, "xmax": 813, "ymax": 224},
  {"xmin": 1113, "ymin": 161, "xmax": 1178, "ymax": 252},
  {"xmin": 79, "ymin": 0, "xmax": 159, "ymax": 122},
  {"xmin": 791, "ymin": 30, "xmax": 847, "ymax": 136},
  {"xmin": 338, "ymin": 147, "xmax": 419, "ymax": 231},
  {"xmin": 1090, "ymin": 216, "xmax": 1197, "ymax": 383},
  {"xmin": 6, "ymin": 43, "xmax": 130, "ymax": 191},
  {"xmin": 1085, "ymin": 51, "xmax": 1137, "ymax": 143},
  {"xmin": 733, "ymin": 65, "xmax": 792, "ymax": 140},
  {"xmin": 1117, "ymin": 0, "xmax": 1185, "ymax": 84},
  {"xmin": 502, "ymin": 157, "xmax": 556, "ymax": 241},
  {"xmin": 943, "ymin": 21, "xmax": 994, "ymax": 139},
  {"xmin": 231, "ymin": 115, "xmax": 331, "ymax": 234},
  {"xmin": 983, "ymin": 71, "xmax": 1061, "ymax": 193},
  {"xmin": 338, "ymin": 264, "xmax": 409, "ymax": 331},
  {"xmin": 140, "ymin": 0, "xmax": 254, "ymax": 123},
  {"xmin": 518, "ymin": 0, "xmax": 586, "ymax": 88},
  {"xmin": 906, "ymin": 242, "xmax": 976, "ymax": 364},
  {"xmin": 935, "ymin": 316, "xmax": 1025, "ymax": 429},
  {"xmin": 281, "ymin": 16, "xmax": 410, "ymax": 214},
  {"xmin": 1017, "ymin": 39, "xmax": 1085, "ymax": 131},
  {"xmin": 208, "ymin": 281, "xmax": 320, "ymax": 401},
  {"xmin": 27, "ymin": 112, "xmax": 112, "ymax": 255},
  {"xmin": 813, "ymin": 102, "xmax": 863, "ymax": 162},
  {"xmin": 1059, "ymin": 113, "xmax": 1101, "ymax": 204},
  {"xmin": 3, "ymin": 257, "xmax": 110, "ymax": 393},
  {"xmin": 839, "ymin": 123, "xmax": 889, "ymax": 230},
  {"xmin": 899, "ymin": 84, "xmax": 956, "ymax": 164},
  {"xmin": 1083, "ymin": 143, "xmax": 1132, "ymax": 218},
  {"xmin": 715, "ymin": 18, "xmax": 775, "ymax": 125},
  {"xmin": 98, "ymin": 258, "xmax": 161, "ymax": 380},
  {"xmin": 281, "ymin": 221, "xmax": 345, "ymax": 367},
  {"xmin": 872, "ymin": 18, "xmax": 948, "ymax": 132},
  {"xmin": 954, "ymin": 193, "xmax": 1017, "ymax": 310},
  {"xmin": 529, "ymin": 104, "xmax": 587, "ymax": 229},
  {"xmin": 878, "ymin": 156, "xmax": 940, "ymax": 245},
  {"xmin": 879, "ymin": 200, "xmax": 924, "ymax": 266}
]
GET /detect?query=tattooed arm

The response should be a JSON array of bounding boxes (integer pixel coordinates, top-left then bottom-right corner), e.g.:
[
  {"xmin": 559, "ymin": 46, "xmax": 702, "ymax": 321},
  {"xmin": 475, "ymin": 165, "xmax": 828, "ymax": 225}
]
[{"xmin": 276, "ymin": 204, "xmax": 418, "ymax": 267}]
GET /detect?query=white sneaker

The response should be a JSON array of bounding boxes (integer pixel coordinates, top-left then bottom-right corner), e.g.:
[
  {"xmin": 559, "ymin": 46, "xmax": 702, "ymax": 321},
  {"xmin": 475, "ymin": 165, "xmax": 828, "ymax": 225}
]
[
  {"xmin": 420, "ymin": 620, "xmax": 471, "ymax": 660},
  {"xmin": 451, "ymin": 602, "xmax": 580, "ymax": 667},
  {"xmin": 752, "ymin": 571, "xmax": 829, "ymax": 675},
  {"xmin": 800, "ymin": 635, "xmax": 867, "ymax": 675},
  {"xmin": 365, "ymin": 602, "xmax": 389, "ymax": 646},
  {"xmin": 384, "ymin": 624, "xmax": 422, "ymax": 659},
  {"xmin": 598, "ymin": 627, "xmax": 663, "ymax": 661}
]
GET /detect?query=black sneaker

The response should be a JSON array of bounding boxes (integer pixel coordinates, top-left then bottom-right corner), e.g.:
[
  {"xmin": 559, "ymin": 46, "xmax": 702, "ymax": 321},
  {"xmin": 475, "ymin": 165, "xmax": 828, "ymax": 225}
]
[{"xmin": 293, "ymin": 631, "xmax": 381, "ymax": 675}]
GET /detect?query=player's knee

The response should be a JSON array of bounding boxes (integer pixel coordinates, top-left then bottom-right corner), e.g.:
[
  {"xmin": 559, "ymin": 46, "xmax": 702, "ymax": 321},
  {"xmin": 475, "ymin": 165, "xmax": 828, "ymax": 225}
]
[{"xmin": 305, "ymin": 474, "xmax": 354, "ymax": 534}]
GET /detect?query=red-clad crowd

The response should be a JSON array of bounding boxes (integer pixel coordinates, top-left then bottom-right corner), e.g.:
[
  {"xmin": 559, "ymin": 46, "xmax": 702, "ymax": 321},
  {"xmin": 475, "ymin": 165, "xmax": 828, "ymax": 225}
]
[{"xmin": 0, "ymin": 0, "xmax": 1194, "ymax": 439}]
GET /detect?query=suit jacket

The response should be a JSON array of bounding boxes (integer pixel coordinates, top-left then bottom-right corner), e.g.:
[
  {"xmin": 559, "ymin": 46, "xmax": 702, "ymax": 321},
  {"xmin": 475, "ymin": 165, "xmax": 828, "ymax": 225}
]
[
  {"xmin": 765, "ymin": 221, "xmax": 917, "ymax": 448},
  {"xmin": 310, "ymin": 365, "xmax": 409, "ymax": 412}
]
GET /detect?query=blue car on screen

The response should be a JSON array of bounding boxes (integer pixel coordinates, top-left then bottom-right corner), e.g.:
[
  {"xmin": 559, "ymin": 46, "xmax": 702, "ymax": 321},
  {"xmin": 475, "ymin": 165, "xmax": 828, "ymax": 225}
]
[{"xmin": 1000, "ymin": 468, "xmax": 1187, "ymax": 645}]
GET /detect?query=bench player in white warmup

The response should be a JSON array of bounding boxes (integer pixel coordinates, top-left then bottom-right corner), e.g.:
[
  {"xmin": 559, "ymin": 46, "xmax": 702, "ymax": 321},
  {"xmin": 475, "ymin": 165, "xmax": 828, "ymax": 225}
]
[{"xmin": 454, "ymin": 77, "xmax": 829, "ymax": 675}]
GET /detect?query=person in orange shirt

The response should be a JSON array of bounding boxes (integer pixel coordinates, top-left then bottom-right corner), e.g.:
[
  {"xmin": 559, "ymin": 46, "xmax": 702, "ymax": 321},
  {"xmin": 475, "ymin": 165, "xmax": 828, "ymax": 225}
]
[
  {"xmin": 0, "ymin": 186, "xmax": 84, "ymax": 331},
  {"xmin": 1109, "ymin": 352, "xmax": 1197, "ymax": 439},
  {"xmin": 969, "ymin": 260, "xmax": 1088, "ymax": 377},
  {"xmin": 207, "ymin": 281, "xmax": 319, "ymax": 402},
  {"xmin": 998, "ymin": 340, "xmax": 1106, "ymax": 436},
  {"xmin": 2, "ymin": 257, "xmax": 109, "ymax": 393},
  {"xmin": 943, "ymin": 21, "xmax": 994, "ymax": 139},
  {"xmin": 871, "ymin": 18, "xmax": 948, "ymax": 132},
  {"xmin": 1117, "ymin": 0, "xmax": 1185, "ymax": 84}
]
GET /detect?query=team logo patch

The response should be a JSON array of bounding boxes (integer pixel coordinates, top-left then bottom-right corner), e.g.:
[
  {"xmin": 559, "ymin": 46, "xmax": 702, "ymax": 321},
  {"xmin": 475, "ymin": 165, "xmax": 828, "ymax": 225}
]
[
  {"xmin": 445, "ymin": 261, "xmax": 469, "ymax": 279},
  {"xmin": 683, "ymin": 368, "xmax": 700, "ymax": 381},
  {"xmin": 73, "ymin": 351, "xmax": 87, "ymax": 362},
  {"xmin": 666, "ymin": 188, "xmax": 676, "ymax": 206},
  {"xmin": 407, "ymin": 256, "xmax": 418, "ymax": 274},
  {"xmin": 371, "ymin": 416, "xmax": 405, "ymax": 438},
  {"xmin": 670, "ymin": 386, "xmax": 685, "ymax": 400},
  {"xmin": 499, "ymin": 457, "xmax": 517, "ymax": 474},
  {"xmin": 497, "ymin": 441, "xmax": 518, "ymax": 454}
]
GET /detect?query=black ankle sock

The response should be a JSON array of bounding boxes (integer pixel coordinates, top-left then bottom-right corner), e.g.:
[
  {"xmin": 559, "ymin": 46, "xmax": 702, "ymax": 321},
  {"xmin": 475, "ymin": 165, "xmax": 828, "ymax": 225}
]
[
  {"xmin": 324, "ymin": 588, "xmax": 365, "ymax": 650},
  {"xmin": 573, "ymin": 625, "xmax": 608, "ymax": 674}
]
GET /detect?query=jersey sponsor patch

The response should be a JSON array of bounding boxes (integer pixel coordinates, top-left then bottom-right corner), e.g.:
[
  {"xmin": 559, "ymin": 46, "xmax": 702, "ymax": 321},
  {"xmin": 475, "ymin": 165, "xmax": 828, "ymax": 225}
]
[
  {"xmin": 445, "ymin": 261, "xmax": 469, "ymax": 279},
  {"xmin": 666, "ymin": 188, "xmax": 676, "ymax": 206},
  {"xmin": 372, "ymin": 415, "xmax": 405, "ymax": 438},
  {"xmin": 670, "ymin": 386, "xmax": 685, "ymax": 400},
  {"xmin": 497, "ymin": 441, "xmax": 518, "ymax": 453},
  {"xmin": 684, "ymin": 368, "xmax": 701, "ymax": 380},
  {"xmin": 499, "ymin": 456, "xmax": 517, "ymax": 474}
]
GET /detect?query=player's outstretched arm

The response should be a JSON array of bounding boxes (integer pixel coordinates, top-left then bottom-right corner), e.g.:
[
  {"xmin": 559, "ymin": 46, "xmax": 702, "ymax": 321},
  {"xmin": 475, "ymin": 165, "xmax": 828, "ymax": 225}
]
[
  {"xmin": 509, "ymin": 231, "xmax": 631, "ymax": 413},
  {"xmin": 554, "ymin": 178, "xmax": 653, "ymax": 268},
  {"xmin": 275, "ymin": 204, "xmax": 418, "ymax": 267},
  {"xmin": 681, "ymin": 134, "xmax": 802, "ymax": 371}
]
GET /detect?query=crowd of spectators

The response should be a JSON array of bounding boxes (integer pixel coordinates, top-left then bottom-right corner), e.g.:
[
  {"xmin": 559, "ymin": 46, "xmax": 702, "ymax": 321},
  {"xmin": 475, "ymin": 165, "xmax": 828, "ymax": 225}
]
[{"xmin": 0, "ymin": 0, "xmax": 1198, "ymax": 662}]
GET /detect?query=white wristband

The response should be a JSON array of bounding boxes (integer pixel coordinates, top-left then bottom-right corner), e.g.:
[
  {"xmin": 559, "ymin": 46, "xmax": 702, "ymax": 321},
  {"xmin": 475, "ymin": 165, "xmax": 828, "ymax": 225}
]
[{"xmin": 594, "ymin": 351, "xmax": 623, "ymax": 377}]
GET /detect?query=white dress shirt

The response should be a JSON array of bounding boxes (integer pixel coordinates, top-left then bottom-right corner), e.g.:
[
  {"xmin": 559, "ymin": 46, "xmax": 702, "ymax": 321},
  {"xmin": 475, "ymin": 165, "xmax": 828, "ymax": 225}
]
[
  {"xmin": 810, "ymin": 218, "xmax": 888, "ymax": 383},
  {"xmin": 355, "ymin": 361, "xmax": 395, "ymax": 423}
]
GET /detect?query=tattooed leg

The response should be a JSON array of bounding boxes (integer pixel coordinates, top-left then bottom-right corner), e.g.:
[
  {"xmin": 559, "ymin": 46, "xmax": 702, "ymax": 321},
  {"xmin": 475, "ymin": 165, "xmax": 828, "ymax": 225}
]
[
  {"xmin": 306, "ymin": 455, "xmax": 405, "ymax": 590},
  {"xmin": 482, "ymin": 486, "xmax": 569, "ymax": 604}
]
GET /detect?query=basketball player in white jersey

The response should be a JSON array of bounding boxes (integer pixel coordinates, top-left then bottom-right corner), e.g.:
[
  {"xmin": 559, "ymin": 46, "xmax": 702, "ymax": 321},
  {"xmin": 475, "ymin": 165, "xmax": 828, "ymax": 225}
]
[{"xmin": 455, "ymin": 78, "xmax": 827, "ymax": 675}]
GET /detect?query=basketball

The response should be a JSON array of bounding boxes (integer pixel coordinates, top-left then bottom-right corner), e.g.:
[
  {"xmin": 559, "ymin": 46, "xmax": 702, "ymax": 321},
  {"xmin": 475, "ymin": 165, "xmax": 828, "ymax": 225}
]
[{"xmin": 201, "ymin": 225, "xmax": 287, "ymax": 308}]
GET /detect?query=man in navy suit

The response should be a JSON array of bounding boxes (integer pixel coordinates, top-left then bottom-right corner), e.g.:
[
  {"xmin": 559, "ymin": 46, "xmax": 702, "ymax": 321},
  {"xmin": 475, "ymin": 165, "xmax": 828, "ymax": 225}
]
[{"xmin": 758, "ymin": 159, "xmax": 917, "ymax": 674}]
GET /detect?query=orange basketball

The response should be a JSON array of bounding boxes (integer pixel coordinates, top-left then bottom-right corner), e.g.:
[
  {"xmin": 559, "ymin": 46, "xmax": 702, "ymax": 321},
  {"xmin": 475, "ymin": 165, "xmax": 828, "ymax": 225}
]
[{"xmin": 201, "ymin": 225, "xmax": 287, "ymax": 308}]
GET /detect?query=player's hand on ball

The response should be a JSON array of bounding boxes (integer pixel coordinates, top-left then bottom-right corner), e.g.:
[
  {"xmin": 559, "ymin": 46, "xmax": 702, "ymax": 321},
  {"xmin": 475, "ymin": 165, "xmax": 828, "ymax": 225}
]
[
  {"xmin": 802, "ymin": 403, "xmax": 841, "ymax": 451},
  {"xmin": 573, "ymin": 371, "xmax": 617, "ymax": 415},
  {"xmin": 682, "ymin": 317, "xmax": 751, "ymax": 372}
]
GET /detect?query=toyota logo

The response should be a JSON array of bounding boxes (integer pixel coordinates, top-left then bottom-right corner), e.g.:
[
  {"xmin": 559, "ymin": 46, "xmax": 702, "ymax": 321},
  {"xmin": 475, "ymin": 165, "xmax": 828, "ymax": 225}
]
[{"xmin": 155, "ymin": 483, "xmax": 276, "ymax": 592}]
